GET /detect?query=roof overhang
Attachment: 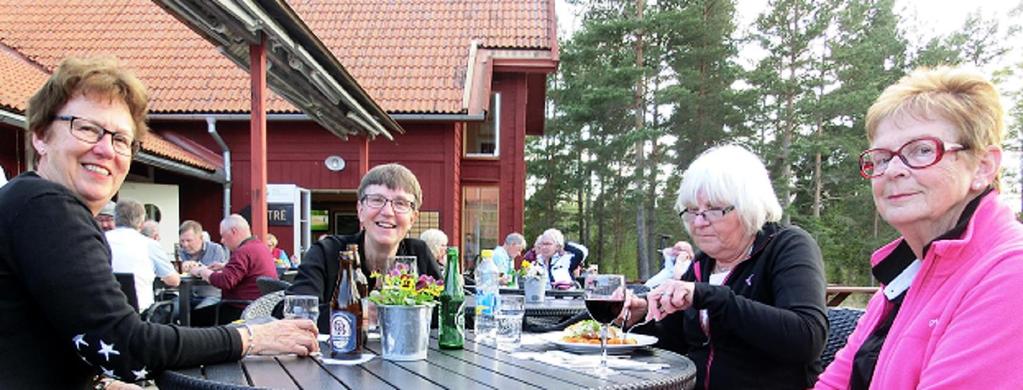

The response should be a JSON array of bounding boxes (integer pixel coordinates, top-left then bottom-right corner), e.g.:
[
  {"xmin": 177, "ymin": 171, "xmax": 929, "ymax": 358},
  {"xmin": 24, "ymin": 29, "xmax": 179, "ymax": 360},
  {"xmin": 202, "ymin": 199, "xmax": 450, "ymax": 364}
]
[
  {"xmin": 135, "ymin": 151, "xmax": 227, "ymax": 184},
  {"xmin": 153, "ymin": 0, "xmax": 403, "ymax": 140}
]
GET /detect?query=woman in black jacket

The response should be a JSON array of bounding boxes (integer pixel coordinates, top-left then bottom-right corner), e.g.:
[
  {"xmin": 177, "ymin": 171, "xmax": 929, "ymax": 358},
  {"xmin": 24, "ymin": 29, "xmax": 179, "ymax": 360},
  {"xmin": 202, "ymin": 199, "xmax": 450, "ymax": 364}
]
[
  {"xmin": 0, "ymin": 57, "xmax": 317, "ymax": 389},
  {"xmin": 624, "ymin": 145, "xmax": 827, "ymax": 389},
  {"xmin": 287, "ymin": 163, "xmax": 442, "ymax": 333}
]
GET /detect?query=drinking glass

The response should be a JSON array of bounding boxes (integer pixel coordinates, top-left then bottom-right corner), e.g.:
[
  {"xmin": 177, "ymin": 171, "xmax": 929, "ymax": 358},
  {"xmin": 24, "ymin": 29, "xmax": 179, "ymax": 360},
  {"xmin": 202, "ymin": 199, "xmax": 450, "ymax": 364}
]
[
  {"xmin": 584, "ymin": 274, "xmax": 626, "ymax": 377},
  {"xmin": 385, "ymin": 255, "xmax": 419, "ymax": 276},
  {"xmin": 495, "ymin": 295, "xmax": 525, "ymax": 349},
  {"xmin": 283, "ymin": 295, "xmax": 319, "ymax": 321}
]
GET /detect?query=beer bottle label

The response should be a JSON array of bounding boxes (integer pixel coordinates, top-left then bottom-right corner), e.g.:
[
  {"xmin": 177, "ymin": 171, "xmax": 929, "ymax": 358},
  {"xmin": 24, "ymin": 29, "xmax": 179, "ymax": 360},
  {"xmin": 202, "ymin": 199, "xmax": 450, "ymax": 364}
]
[{"xmin": 330, "ymin": 311, "xmax": 357, "ymax": 354}]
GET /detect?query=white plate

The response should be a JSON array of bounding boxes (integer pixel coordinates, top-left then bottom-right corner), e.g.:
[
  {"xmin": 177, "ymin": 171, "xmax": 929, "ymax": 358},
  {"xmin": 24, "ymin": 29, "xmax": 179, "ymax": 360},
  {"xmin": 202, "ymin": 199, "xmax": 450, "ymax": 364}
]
[{"xmin": 541, "ymin": 332, "xmax": 658, "ymax": 354}]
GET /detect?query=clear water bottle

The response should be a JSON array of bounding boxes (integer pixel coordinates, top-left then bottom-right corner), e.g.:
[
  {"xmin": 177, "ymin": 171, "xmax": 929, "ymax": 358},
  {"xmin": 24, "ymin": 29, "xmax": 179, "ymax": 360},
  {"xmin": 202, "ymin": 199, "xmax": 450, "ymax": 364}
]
[{"xmin": 474, "ymin": 249, "xmax": 500, "ymax": 344}]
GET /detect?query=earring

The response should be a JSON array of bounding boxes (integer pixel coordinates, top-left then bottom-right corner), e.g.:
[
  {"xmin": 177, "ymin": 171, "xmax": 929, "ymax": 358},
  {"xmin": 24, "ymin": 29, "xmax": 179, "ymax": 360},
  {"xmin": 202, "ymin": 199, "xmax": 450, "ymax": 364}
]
[{"xmin": 972, "ymin": 182, "xmax": 984, "ymax": 190}]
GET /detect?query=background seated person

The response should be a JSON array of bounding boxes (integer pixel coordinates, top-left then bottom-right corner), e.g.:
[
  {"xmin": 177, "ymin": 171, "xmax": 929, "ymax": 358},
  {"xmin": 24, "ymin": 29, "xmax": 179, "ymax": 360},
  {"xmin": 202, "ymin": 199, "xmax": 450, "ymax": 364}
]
[
  {"xmin": 286, "ymin": 163, "xmax": 442, "ymax": 333},
  {"xmin": 107, "ymin": 198, "xmax": 179, "ymax": 312},
  {"xmin": 492, "ymin": 232, "xmax": 526, "ymax": 286},
  {"xmin": 189, "ymin": 215, "xmax": 278, "ymax": 325},
  {"xmin": 95, "ymin": 200, "xmax": 116, "ymax": 231},
  {"xmin": 644, "ymin": 241, "xmax": 695, "ymax": 289},
  {"xmin": 419, "ymin": 228, "xmax": 448, "ymax": 267},
  {"xmin": 139, "ymin": 219, "xmax": 160, "ymax": 240},
  {"xmin": 178, "ymin": 220, "xmax": 227, "ymax": 308},
  {"xmin": 534, "ymin": 228, "xmax": 585, "ymax": 290},
  {"xmin": 266, "ymin": 233, "xmax": 292, "ymax": 269}
]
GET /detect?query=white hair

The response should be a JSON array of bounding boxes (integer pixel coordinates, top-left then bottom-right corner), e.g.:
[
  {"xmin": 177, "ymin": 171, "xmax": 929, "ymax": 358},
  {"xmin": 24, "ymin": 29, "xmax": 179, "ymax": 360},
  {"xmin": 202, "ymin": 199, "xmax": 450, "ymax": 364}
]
[
  {"xmin": 220, "ymin": 214, "xmax": 251, "ymax": 235},
  {"xmin": 675, "ymin": 144, "xmax": 783, "ymax": 236},
  {"xmin": 419, "ymin": 229, "xmax": 448, "ymax": 252},
  {"xmin": 540, "ymin": 228, "xmax": 565, "ymax": 250},
  {"xmin": 504, "ymin": 232, "xmax": 526, "ymax": 246}
]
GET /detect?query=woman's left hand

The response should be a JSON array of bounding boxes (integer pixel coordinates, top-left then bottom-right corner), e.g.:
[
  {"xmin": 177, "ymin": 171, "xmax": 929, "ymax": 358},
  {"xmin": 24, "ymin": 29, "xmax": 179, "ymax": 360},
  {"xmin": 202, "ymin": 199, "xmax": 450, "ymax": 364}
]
[{"xmin": 647, "ymin": 280, "xmax": 695, "ymax": 321}]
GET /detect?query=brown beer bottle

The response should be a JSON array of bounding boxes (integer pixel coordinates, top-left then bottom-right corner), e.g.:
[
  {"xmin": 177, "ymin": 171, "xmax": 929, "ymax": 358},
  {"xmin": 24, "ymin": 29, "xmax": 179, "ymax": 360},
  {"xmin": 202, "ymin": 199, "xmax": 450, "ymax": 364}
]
[
  {"xmin": 348, "ymin": 244, "xmax": 369, "ymax": 297},
  {"xmin": 329, "ymin": 250, "xmax": 364, "ymax": 359}
]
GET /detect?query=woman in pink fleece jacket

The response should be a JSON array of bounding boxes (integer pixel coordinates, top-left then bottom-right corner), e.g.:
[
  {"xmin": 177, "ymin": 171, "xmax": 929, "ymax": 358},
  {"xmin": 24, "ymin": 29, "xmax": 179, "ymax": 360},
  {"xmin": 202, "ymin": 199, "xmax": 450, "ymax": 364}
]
[{"xmin": 815, "ymin": 67, "xmax": 1023, "ymax": 389}]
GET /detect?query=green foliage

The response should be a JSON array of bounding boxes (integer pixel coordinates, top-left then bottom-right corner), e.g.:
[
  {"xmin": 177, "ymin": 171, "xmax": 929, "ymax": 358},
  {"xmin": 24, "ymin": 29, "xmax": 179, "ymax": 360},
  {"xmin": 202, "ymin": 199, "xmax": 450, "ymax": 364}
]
[{"xmin": 528, "ymin": 0, "xmax": 1020, "ymax": 284}]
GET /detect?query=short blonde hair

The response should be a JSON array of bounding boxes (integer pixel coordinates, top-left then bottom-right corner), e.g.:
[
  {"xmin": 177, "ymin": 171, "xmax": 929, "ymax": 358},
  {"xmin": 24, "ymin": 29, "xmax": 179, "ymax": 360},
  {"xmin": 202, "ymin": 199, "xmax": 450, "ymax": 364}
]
[{"xmin": 866, "ymin": 66, "xmax": 1004, "ymax": 189}]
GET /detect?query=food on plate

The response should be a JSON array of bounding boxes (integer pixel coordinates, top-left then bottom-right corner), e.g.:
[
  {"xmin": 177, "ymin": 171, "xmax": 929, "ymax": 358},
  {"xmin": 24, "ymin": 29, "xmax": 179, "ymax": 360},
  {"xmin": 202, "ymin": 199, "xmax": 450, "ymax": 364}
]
[{"xmin": 561, "ymin": 320, "xmax": 637, "ymax": 345}]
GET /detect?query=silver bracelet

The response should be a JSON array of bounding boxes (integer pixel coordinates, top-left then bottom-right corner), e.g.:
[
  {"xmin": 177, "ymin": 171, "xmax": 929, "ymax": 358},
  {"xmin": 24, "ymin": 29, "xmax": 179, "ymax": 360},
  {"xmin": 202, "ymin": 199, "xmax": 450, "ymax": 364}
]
[{"xmin": 240, "ymin": 323, "xmax": 256, "ymax": 356}]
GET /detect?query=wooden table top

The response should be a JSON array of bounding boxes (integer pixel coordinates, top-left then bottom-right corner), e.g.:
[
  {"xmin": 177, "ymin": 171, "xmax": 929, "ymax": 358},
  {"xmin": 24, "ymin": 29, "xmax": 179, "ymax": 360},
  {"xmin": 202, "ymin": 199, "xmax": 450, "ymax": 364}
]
[{"xmin": 158, "ymin": 330, "xmax": 696, "ymax": 390}]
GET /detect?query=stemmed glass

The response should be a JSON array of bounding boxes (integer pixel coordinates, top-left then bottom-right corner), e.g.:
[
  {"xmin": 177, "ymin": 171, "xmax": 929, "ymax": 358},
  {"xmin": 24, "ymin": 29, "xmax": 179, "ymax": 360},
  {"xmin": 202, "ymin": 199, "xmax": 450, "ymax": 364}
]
[{"xmin": 583, "ymin": 274, "xmax": 626, "ymax": 377}]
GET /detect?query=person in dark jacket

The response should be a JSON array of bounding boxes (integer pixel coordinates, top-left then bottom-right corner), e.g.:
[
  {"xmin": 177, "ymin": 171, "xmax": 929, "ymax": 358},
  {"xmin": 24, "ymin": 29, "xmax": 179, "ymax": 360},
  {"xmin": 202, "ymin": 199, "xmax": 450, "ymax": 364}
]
[
  {"xmin": 0, "ymin": 56, "xmax": 317, "ymax": 389},
  {"xmin": 287, "ymin": 163, "xmax": 441, "ymax": 333},
  {"xmin": 623, "ymin": 144, "xmax": 827, "ymax": 389}
]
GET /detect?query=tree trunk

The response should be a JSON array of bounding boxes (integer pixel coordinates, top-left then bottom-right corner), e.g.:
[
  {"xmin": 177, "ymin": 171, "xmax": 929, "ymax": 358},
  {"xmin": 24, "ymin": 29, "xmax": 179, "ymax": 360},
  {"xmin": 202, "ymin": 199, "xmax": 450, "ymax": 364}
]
[{"xmin": 633, "ymin": 0, "xmax": 651, "ymax": 280}]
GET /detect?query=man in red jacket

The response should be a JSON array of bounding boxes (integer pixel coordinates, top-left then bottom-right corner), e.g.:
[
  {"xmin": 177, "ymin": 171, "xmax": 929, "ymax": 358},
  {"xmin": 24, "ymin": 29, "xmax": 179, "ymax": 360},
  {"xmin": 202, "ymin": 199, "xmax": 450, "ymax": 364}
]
[{"xmin": 189, "ymin": 214, "xmax": 278, "ymax": 325}]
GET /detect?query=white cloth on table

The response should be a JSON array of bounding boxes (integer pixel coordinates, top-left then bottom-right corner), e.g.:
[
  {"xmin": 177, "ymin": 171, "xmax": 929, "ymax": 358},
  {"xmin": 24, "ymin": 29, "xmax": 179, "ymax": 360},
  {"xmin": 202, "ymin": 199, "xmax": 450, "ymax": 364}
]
[{"xmin": 510, "ymin": 350, "xmax": 668, "ymax": 371}]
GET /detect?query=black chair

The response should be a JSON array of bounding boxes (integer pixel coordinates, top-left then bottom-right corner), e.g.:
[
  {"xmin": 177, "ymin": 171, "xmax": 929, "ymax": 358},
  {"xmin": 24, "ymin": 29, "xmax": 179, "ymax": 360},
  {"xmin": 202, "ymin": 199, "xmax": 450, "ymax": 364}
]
[
  {"xmin": 113, "ymin": 272, "xmax": 139, "ymax": 312},
  {"xmin": 257, "ymin": 276, "xmax": 292, "ymax": 295},
  {"xmin": 821, "ymin": 307, "xmax": 866, "ymax": 368},
  {"xmin": 156, "ymin": 370, "xmax": 269, "ymax": 390}
]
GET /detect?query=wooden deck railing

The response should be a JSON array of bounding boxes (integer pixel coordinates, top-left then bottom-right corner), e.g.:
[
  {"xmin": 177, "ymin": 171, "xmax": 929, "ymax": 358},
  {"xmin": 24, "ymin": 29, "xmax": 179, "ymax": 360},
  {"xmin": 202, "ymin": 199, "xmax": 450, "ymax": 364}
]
[{"xmin": 826, "ymin": 286, "xmax": 878, "ymax": 307}]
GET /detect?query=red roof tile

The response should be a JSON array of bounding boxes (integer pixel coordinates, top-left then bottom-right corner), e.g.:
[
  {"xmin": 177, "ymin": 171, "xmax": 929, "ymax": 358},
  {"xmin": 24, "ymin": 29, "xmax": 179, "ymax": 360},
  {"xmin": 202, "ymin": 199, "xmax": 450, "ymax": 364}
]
[
  {"xmin": 0, "ymin": 0, "xmax": 553, "ymax": 115},
  {"xmin": 0, "ymin": 44, "xmax": 47, "ymax": 112},
  {"xmin": 141, "ymin": 131, "xmax": 218, "ymax": 172}
]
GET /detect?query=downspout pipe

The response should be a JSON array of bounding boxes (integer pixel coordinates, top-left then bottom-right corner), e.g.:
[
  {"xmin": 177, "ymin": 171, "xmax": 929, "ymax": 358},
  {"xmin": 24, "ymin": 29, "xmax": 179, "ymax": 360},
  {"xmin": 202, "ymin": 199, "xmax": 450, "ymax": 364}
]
[{"xmin": 206, "ymin": 117, "xmax": 232, "ymax": 219}]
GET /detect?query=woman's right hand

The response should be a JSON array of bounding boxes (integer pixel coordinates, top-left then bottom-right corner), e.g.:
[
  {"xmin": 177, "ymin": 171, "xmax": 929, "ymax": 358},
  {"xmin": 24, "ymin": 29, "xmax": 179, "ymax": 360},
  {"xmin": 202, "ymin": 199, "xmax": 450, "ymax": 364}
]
[
  {"xmin": 241, "ymin": 319, "xmax": 320, "ymax": 356},
  {"xmin": 619, "ymin": 293, "xmax": 649, "ymax": 328}
]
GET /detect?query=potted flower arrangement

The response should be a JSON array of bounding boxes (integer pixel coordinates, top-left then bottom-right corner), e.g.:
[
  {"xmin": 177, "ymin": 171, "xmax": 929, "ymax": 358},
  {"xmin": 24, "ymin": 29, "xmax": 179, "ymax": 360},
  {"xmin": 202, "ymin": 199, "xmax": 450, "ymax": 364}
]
[
  {"xmin": 518, "ymin": 260, "xmax": 547, "ymax": 304},
  {"xmin": 368, "ymin": 263, "xmax": 443, "ymax": 361}
]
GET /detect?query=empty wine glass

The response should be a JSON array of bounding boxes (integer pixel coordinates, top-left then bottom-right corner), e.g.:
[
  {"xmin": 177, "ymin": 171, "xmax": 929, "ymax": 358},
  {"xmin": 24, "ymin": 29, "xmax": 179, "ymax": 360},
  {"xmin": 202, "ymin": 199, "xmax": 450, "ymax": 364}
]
[{"xmin": 584, "ymin": 274, "xmax": 626, "ymax": 377}]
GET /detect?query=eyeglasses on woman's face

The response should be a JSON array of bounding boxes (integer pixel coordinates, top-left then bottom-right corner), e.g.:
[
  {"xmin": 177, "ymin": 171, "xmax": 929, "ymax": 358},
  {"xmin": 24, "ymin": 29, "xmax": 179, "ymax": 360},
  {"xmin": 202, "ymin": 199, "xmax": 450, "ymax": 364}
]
[
  {"xmin": 859, "ymin": 136, "xmax": 968, "ymax": 178},
  {"xmin": 54, "ymin": 115, "xmax": 139, "ymax": 157},
  {"xmin": 360, "ymin": 194, "xmax": 416, "ymax": 214},
  {"xmin": 679, "ymin": 206, "xmax": 735, "ymax": 223}
]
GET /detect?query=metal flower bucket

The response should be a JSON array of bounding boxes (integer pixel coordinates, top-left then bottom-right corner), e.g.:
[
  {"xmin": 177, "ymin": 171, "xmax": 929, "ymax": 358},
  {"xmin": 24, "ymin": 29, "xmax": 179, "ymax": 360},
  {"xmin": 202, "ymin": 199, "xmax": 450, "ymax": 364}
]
[
  {"xmin": 523, "ymin": 277, "xmax": 546, "ymax": 304},
  {"xmin": 378, "ymin": 304, "xmax": 433, "ymax": 361}
]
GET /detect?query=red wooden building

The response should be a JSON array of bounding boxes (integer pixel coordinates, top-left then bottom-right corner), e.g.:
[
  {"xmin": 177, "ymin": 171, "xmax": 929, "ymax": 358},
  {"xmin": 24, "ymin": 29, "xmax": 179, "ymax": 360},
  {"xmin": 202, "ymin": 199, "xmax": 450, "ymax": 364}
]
[{"xmin": 0, "ymin": 0, "xmax": 558, "ymax": 259}]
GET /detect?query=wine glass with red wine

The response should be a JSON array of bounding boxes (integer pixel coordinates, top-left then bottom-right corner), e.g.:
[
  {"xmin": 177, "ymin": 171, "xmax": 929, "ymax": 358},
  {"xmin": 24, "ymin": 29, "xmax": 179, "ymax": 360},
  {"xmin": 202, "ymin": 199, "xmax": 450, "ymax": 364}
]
[{"xmin": 584, "ymin": 274, "xmax": 626, "ymax": 377}]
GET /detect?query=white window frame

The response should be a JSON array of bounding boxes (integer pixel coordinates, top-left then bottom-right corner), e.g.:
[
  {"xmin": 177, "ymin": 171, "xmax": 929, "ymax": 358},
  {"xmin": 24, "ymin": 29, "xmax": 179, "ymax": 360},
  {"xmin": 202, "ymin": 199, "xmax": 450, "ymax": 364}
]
[{"xmin": 465, "ymin": 92, "xmax": 501, "ymax": 158}]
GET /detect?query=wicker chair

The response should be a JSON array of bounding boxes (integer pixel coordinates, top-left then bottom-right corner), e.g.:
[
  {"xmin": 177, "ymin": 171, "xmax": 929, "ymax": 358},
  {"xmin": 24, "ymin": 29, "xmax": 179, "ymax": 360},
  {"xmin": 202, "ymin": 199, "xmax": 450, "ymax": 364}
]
[
  {"xmin": 256, "ymin": 276, "xmax": 291, "ymax": 295},
  {"xmin": 240, "ymin": 291, "xmax": 285, "ymax": 321},
  {"xmin": 156, "ymin": 370, "xmax": 269, "ymax": 390},
  {"xmin": 821, "ymin": 307, "xmax": 865, "ymax": 368}
]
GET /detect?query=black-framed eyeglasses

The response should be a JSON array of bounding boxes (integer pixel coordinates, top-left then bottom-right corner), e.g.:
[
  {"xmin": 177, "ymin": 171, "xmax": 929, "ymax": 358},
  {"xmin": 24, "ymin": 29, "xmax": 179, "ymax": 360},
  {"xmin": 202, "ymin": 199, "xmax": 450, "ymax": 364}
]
[
  {"xmin": 679, "ymin": 206, "xmax": 735, "ymax": 223},
  {"xmin": 858, "ymin": 136, "xmax": 968, "ymax": 178},
  {"xmin": 54, "ymin": 115, "xmax": 140, "ymax": 157},
  {"xmin": 361, "ymin": 194, "xmax": 416, "ymax": 214}
]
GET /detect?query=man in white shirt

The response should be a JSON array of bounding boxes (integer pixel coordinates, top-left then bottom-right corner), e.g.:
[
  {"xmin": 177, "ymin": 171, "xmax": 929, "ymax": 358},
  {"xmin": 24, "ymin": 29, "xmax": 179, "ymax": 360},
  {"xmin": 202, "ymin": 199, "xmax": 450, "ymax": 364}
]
[{"xmin": 106, "ymin": 199, "xmax": 180, "ymax": 312}]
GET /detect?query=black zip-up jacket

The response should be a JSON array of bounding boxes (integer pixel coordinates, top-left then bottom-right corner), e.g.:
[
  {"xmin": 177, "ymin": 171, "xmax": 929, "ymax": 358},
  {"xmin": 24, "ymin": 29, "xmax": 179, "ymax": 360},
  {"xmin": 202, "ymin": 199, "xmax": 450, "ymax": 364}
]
[
  {"xmin": 286, "ymin": 231, "xmax": 441, "ymax": 333},
  {"xmin": 643, "ymin": 223, "xmax": 827, "ymax": 389},
  {"xmin": 0, "ymin": 172, "xmax": 241, "ymax": 389}
]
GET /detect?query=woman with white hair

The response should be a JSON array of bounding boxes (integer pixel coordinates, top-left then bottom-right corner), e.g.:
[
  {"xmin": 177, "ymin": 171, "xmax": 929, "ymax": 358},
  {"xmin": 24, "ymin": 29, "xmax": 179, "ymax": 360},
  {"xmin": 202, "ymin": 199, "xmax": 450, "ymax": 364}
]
[
  {"xmin": 622, "ymin": 144, "xmax": 827, "ymax": 389},
  {"xmin": 419, "ymin": 228, "xmax": 448, "ymax": 266}
]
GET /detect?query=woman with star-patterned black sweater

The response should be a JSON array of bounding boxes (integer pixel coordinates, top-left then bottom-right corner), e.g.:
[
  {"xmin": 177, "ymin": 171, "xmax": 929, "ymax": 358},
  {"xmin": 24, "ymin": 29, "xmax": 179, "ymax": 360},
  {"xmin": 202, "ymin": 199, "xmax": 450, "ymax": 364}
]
[{"xmin": 0, "ymin": 57, "xmax": 318, "ymax": 389}]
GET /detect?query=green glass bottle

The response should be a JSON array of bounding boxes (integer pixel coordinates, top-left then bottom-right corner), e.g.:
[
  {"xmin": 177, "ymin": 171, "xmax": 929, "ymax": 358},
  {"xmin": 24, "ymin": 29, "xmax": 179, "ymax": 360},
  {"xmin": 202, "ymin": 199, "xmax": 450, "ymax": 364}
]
[{"xmin": 438, "ymin": 246, "xmax": 465, "ymax": 349}]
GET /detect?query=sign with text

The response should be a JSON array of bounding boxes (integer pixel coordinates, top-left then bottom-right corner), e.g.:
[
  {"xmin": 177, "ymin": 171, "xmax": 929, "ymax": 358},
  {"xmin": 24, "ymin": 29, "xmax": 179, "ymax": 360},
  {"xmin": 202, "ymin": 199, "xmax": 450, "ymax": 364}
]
[{"xmin": 268, "ymin": 203, "xmax": 293, "ymax": 226}]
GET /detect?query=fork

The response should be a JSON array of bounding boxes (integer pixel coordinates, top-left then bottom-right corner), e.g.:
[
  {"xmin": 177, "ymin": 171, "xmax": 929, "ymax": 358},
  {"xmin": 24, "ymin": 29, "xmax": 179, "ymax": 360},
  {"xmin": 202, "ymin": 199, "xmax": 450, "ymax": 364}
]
[{"xmin": 618, "ymin": 296, "xmax": 654, "ymax": 339}]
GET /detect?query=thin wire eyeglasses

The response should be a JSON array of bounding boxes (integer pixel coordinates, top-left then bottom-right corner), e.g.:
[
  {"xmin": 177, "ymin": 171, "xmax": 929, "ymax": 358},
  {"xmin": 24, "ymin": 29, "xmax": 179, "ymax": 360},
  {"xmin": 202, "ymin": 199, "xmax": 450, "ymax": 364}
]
[
  {"xmin": 53, "ymin": 115, "xmax": 140, "ymax": 157},
  {"xmin": 858, "ymin": 136, "xmax": 968, "ymax": 178},
  {"xmin": 678, "ymin": 206, "xmax": 735, "ymax": 223},
  {"xmin": 361, "ymin": 194, "xmax": 416, "ymax": 214}
]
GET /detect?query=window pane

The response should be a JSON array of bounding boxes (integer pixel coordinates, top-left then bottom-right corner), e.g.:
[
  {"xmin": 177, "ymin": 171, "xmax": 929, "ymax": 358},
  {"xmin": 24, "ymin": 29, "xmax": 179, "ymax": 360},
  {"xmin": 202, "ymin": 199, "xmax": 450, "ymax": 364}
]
[
  {"xmin": 465, "ymin": 92, "xmax": 500, "ymax": 157},
  {"xmin": 462, "ymin": 186, "xmax": 499, "ymax": 268}
]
